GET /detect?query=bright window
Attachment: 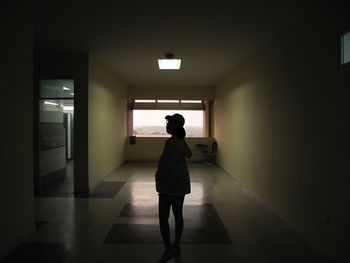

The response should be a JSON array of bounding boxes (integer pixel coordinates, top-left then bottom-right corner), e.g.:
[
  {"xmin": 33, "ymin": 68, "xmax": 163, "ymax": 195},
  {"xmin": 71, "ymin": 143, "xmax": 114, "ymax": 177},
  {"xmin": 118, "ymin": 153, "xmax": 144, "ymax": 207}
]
[
  {"xmin": 133, "ymin": 110, "xmax": 204, "ymax": 137},
  {"xmin": 128, "ymin": 99, "xmax": 208, "ymax": 137}
]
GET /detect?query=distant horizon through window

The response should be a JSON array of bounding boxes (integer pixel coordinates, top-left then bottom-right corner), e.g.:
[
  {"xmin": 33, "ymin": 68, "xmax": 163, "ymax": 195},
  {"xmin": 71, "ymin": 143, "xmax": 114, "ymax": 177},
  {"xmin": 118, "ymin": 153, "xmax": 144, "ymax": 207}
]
[{"xmin": 133, "ymin": 110, "xmax": 204, "ymax": 137}]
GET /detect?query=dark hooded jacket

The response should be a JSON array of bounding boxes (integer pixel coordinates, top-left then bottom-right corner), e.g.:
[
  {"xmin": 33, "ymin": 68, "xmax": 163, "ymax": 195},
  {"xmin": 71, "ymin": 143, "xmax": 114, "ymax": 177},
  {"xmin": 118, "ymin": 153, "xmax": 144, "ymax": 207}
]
[{"xmin": 155, "ymin": 137, "xmax": 192, "ymax": 195}]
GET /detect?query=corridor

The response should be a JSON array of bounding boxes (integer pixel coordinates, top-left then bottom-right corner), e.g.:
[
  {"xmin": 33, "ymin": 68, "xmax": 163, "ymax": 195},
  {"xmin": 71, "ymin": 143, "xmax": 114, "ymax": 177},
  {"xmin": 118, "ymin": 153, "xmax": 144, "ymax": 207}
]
[
  {"xmin": 4, "ymin": 163, "xmax": 325, "ymax": 262},
  {"xmin": 2, "ymin": 1, "xmax": 349, "ymax": 262}
]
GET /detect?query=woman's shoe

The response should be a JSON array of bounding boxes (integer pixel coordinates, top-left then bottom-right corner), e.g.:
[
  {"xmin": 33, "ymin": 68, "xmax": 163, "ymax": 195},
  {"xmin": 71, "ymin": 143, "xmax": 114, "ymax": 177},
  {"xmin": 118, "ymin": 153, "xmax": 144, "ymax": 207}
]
[
  {"xmin": 171, "ymin": 244, "xmax": 181, "ymax": 256},
  {"xmin": 157, "ymin": 247, "xmax": 178, "ymax": 263}
]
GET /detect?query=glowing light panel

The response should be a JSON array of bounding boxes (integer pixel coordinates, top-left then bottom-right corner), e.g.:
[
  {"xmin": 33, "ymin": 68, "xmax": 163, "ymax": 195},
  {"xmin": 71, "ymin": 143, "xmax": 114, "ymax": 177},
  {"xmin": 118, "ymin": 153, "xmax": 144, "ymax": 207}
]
[{"xmin": 158, "ymin": 59, "xmax": 181, "ymax": 70}]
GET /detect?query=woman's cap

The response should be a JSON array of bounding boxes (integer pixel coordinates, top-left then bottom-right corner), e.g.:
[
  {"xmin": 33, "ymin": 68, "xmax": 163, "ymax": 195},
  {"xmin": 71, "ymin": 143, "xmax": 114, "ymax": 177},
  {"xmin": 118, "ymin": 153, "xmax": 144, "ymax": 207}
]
[{"xmin": 165, "ymin": 113, "xmax": 185, "ymax": 126}]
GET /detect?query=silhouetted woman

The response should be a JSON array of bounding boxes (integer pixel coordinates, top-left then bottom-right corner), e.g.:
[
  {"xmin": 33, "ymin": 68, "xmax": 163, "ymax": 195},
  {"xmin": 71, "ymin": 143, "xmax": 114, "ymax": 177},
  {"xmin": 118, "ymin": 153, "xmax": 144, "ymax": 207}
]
[{"xmin": 155, "ymin": 113, "xmax": 192, "ymax": 263}]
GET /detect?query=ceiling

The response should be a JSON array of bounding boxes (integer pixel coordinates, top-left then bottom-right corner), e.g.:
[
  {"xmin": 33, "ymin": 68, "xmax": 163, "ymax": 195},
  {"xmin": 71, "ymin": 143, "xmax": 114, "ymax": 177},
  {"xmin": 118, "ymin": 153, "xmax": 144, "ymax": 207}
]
[{"xmin": 35, "ymin": 0, "xmax": 300, "ymax": 86}]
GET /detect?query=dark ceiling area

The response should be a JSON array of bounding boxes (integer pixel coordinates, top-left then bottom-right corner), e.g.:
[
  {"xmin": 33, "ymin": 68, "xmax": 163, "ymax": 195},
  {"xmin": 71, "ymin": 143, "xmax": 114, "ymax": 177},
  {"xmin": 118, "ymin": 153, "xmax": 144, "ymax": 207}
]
[{"xmin": 34, "ymin": 1, "xmax": 308, "ymax": 85}]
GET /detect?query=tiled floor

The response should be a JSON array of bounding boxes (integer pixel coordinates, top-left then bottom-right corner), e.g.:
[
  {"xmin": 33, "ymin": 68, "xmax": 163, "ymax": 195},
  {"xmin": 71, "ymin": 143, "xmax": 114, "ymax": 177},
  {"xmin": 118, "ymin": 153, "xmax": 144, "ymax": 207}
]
[{"xmin": 4, "ymin": 162, "xmax": 328, "ymax": 263}]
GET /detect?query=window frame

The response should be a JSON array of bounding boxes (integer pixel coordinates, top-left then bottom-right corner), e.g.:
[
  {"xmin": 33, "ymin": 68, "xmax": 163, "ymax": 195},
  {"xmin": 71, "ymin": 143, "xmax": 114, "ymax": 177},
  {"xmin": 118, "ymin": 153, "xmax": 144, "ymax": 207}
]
[{"xmin": 127, "ymin": 99, "xmax": 211, "ymax": 138}]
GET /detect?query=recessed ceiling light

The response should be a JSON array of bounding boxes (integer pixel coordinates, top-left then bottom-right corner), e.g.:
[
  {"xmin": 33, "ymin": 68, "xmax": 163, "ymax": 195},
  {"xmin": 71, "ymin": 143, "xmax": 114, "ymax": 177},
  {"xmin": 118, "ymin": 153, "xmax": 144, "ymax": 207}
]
[
  {"xmin": 158, "ymin": 54, "xmax": 181, "ymax": 70},
  {"xmin": 63, "ymin": 106, "xmax": 74, "ymax": 111},
  {"xmin": 181, "ymin": 100, "xmax": 202, "ymax": 103},
  {"xmin": 135, "ymin": 100, "xmax": 156, "ymax": 103},
  {"xmin": 63, "ymin": 86, "xmax": 70, "ymax": 90},
  {"xmin": 44, "ymin": 101, "xmax": 58, "ymax": 106},
  {"xmin": 157, "ymin": 100, "xmax": 180, "ymax": 103}
]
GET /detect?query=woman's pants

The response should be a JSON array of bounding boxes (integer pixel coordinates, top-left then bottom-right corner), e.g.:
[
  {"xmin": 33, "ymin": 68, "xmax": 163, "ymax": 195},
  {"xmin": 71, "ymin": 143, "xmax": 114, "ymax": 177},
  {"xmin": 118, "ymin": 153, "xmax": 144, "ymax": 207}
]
[{"xmin": 158, "ymin": 194, "xmax": 185, "ymax": 248}]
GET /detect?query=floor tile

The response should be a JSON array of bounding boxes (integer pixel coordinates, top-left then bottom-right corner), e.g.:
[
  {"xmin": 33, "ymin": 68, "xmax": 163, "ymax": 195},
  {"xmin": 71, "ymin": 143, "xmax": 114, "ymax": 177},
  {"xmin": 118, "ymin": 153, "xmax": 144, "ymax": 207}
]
[{"xmin": 1, "ymin": 242, "xmax": 70, "ymax": 263}]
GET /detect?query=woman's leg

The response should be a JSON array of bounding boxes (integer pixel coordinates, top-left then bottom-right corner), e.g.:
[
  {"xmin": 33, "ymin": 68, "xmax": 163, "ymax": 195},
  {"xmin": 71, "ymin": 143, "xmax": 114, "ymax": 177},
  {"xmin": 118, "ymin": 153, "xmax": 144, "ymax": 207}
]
[
  {"xmin": 171, "ymin": 195, "xmax": 185, "ymax": 248},
  {"xmin": 158, "ymin": 194, "xmax": 172, "ymax": 248}
]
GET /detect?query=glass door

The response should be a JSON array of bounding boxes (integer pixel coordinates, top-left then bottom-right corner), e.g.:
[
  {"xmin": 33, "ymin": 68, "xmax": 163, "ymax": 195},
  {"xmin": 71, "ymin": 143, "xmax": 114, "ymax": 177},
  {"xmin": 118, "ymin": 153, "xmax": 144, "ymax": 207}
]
[{"xmin": 38, "ymin": 80, "xmax": 75, "ymax": 196}]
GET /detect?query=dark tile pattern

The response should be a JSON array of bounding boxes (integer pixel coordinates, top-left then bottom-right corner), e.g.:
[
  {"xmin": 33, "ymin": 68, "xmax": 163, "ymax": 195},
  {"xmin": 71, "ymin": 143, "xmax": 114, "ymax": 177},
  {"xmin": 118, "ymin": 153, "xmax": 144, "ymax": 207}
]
[
  {"xmin": 106, "ymin": 203, "xmax": 232, "ymax": 244},
  {"xmin": 119, "ymin": 203, "xmax": 157, "ymax": 217},
  {"xmin": 1, "ymin": 242, "xmax": 70, "ymax": 263}
]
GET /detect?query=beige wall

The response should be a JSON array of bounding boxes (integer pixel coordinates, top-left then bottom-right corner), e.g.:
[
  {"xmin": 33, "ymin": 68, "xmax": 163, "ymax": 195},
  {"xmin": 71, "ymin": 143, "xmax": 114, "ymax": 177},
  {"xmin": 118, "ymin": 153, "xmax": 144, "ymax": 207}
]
[
  {"xmin": 126, "ymin": 137, "xmax": 212, "ymax": 162},
  {"xmin": 0, "ymin": 2, "xmax": 34, "ymax": 260},
  {"xmin": 215, "ymin": 50, "xmax": 301, "ymax": 224},
  {"xmin": 214, "ymin": 3, "xmax": 349, "ymax": 261},
  {"xmin": 88, "ymin": 54, "xmax": 127, "ymax": 188},
  {"xmin": 127, "ymin": 85, "xmax": 214, "ymax": 99}
]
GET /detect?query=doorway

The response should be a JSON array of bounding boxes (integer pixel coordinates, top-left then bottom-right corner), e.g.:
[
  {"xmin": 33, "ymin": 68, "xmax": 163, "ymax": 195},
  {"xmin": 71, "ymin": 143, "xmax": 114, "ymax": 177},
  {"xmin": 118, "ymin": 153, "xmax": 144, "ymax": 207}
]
[{"xmin": 37, "ymin": 80, "xmax": 75, "ymax": 196}]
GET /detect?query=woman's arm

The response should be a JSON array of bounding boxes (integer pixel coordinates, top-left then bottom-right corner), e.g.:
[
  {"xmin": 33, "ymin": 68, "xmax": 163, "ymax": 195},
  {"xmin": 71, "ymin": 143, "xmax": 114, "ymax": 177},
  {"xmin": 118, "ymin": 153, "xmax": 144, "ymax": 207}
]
[
  {"xmin": 176, "ymin": 138, "xmax": 192, "ymax": 159},
  {"xmin": 184, "ymin": 140, "xmax": 192, "ymax": 158}
]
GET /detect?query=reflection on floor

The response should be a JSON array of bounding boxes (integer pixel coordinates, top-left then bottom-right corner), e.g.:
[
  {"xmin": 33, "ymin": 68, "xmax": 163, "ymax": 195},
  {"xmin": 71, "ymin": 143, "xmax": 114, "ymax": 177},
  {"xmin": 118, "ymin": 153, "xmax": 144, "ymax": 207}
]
[{"xmin": 3, "ymin": 162, "xmax": 329, "ymax": 263}]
